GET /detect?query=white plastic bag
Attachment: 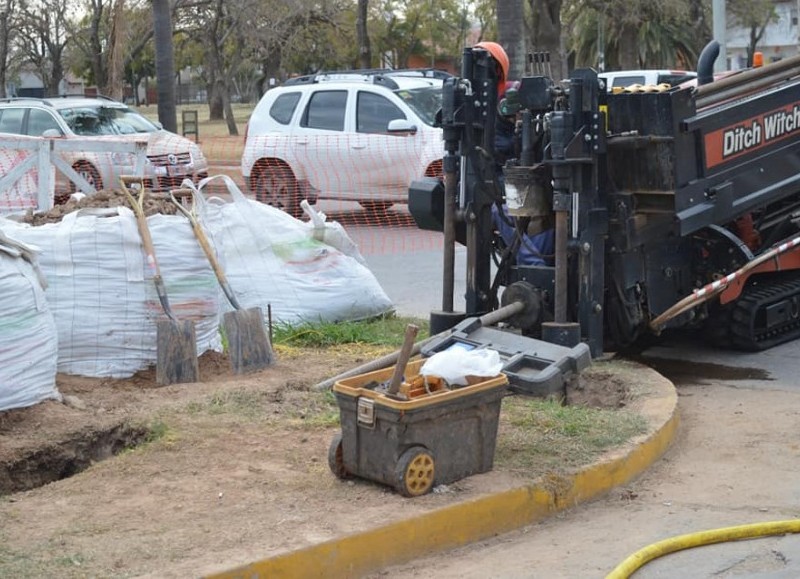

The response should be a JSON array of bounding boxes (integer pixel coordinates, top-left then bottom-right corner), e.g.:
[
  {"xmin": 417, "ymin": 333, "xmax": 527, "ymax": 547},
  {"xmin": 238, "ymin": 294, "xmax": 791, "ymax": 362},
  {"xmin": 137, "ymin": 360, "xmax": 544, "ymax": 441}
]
[
  {"xmin": 183, "ymin": 175, "xmax": 393, "ymax": 326},
  {"xmin": 300, "ymin": 199, "xmax": 367, "ymax": 265},
  {"xmin": 420, "ymin": 348, "xmax": 504, "ymax": 386},
  {"xmin": 0, "ymin": 231, "xmax": 60, "ymax": 411}
]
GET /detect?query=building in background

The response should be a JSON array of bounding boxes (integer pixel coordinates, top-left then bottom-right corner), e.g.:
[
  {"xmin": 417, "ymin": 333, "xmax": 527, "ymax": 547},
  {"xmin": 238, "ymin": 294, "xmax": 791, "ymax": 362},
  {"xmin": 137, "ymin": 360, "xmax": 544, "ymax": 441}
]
[{"xmin": 727, "ymin": 1, "xmax": 800, "ymax": 69}]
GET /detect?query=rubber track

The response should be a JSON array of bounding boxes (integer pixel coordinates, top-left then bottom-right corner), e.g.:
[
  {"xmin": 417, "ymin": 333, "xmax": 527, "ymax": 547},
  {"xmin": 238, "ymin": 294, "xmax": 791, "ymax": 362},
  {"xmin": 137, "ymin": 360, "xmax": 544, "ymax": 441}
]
[{"xmin": 729, "ymin": 273, "xmax": 800, "ymax": 351}]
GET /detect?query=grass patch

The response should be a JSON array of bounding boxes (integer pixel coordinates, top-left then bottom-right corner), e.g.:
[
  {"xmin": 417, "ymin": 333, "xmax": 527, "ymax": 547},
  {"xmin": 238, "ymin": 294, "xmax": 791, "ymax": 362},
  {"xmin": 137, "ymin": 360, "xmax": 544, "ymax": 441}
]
[
  {"xmin": 496, "ymin": 397, "xmax": 649, "ymax": 475},
  {"xmin": 135, "ymin": 103, "xmax": 255, "ymax": 139},
  {"xmin": 144, "ymin": 419, "xmax": 172, "ymax": 444},
  {"xmin": 183, "ymin": 386, "xmax": 340, "ymax": 429},
  {"xmin": 272, "ymin": 315, "xmax": 428, "ymax": 348},
  {"xmin": 0, "ymin": 545, "xmax": 94, "ymax": 579},
  {"xmin": 184, "ymin": 388, "xmax": 267, "ymax": 419}
]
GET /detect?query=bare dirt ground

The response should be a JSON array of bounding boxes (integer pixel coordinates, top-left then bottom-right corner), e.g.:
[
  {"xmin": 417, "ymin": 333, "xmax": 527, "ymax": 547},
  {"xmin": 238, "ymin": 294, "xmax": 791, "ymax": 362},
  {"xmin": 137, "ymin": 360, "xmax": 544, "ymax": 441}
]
[{"xmin": 0, "ymin": 349, "xmax": 664, "ymax": 579}]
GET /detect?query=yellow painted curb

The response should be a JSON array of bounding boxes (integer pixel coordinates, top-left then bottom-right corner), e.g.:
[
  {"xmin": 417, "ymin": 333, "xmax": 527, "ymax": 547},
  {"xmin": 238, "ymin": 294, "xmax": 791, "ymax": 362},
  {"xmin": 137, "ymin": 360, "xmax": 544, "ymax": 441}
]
[{"xmin": 206, "ymin": 373, "xmax": 679, "ymax": 579}]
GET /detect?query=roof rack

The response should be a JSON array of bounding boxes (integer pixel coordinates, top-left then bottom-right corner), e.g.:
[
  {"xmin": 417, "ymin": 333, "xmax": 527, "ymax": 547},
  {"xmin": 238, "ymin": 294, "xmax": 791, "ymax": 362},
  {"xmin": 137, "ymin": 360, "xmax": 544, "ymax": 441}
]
[
  {"xmin": 0, "ymin": 94, "xmax": 120, "ymax": 107},
  {"xmin": 0, "ymin": 96, "xmax": 55, "ymax": 107},
  {"xmin": 382, "ymin": 68, "xmax": 454, "ymax": 80},
  {"xmin": 282, "ymin": 67, "xmax": 453, "ymax": 88},
  {"xmin": 283, "ymin": 72, "xmax": 401, "ymax": 90},
  {"xmin": 51, "ymin": 93, "xmax": 118, "ymax": 101}
]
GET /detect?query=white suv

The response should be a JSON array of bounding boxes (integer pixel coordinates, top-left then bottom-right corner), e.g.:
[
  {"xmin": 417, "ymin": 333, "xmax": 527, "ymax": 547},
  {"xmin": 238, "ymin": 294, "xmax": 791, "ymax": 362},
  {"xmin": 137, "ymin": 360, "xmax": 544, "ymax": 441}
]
[{"xmin": 241, "ymin": 71, "xmax": 445, "ymax": 217}]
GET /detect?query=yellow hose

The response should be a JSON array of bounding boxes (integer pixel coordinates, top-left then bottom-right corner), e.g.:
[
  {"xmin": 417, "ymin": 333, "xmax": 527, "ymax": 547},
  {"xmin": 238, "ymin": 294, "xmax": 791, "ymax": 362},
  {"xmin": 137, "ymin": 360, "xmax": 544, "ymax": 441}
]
[{"xmin": 605, "ymin": 519, "xmax": 800, "ymax": 579}]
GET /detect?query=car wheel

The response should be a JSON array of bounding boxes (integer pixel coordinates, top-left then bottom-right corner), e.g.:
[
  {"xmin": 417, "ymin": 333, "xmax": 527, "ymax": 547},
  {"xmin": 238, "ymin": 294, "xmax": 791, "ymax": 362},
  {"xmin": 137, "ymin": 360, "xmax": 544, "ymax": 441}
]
[
  {"xmin": 254, "ymin": 164, "xmax": 302, "ymax": 218},
  {"xmin": 70, "ymin": 162, "xmax": 103, "ymax": 194},
  {"xmin": 359, "ymin": 201, "xmax": 393, "ymax": 214}
]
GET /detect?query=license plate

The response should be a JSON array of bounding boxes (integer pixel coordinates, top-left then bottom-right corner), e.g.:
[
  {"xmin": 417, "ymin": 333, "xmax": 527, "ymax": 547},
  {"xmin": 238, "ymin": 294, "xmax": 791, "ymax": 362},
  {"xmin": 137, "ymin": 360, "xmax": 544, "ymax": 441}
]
[{"xmin": 167, "ymin": 164, "xmax": 193, "ymax": 176}]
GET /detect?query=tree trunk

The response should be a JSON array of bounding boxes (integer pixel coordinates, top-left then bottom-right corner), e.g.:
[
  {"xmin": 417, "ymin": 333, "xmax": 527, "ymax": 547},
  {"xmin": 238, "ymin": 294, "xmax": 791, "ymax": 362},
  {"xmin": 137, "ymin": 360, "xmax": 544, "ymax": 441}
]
[
  {"xmin": 49, "ymin": 58, "xmax": 64, "ymax": 96},
  {"xmin": 688, "ymin": 0, "xmax": 711, "ymax": 57},
  {"xmin": 224, "ymin": 95, "xmax": 238, "ymax": 136},
  {"xmin": 208, "ymin": 79, "xmax": 224, "ymax": 120},
  {"xmin": 357, "ymin": 0, "xmax": 371, "ymax": 69},
  {"xmin": 618, "ymin": 23, "xmax": 639, "ymax": 69},
  {"xmin": 105, "ymin": 0, "xmax": 125, "ymax": 100},
  {"xmin": 497, "ymin": 0, "xmax": 525, "ymax": 80},
  {"xmin": 89, "ymin": 2, "xmax": 106, "ymax": 92},
  {"xmin": 0, "ymin": 11, "xmax": 8, "ymax": 98},
  {"xmin": 530, "ymin": 0, "xmax": 564, "ymax": 79},
  {"xmin": 152, "ymin": 0, "xmax": 177, "ymax": 132}
]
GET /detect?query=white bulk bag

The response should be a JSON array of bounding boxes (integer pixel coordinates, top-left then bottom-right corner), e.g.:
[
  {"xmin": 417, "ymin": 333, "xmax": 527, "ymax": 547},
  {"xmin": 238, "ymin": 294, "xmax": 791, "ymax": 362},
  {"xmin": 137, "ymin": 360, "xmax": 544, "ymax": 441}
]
[
  {"xmin": 0, "ymin": 231, "xmax": 60, "ymax": 411},
  {"xmin": 187, "ymin": 175, "xmax": 393, "ymax": 326},
  {"xmin": 0, "ymin": 207, "xmax": 222, "ymax": 378}
]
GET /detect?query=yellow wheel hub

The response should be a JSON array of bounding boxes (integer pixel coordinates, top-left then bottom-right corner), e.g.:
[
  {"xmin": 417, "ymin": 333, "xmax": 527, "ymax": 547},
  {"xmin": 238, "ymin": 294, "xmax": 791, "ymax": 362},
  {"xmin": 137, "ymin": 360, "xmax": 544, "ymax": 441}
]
[{"xmin": 403, "ymin": 453, "xmax": 435, "ymax": 496}]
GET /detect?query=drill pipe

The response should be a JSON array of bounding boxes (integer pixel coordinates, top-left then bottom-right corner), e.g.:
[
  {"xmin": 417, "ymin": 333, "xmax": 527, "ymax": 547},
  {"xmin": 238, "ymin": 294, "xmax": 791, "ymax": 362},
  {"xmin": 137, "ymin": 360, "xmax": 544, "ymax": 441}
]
[{"xmin": 695, "ymin": 53, "xmax": 800, "ymax": 109}]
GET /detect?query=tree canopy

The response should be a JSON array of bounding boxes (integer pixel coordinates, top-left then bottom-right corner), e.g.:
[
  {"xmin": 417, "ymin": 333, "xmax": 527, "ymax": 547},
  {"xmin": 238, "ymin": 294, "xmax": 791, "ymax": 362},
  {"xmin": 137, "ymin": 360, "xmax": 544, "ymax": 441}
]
[{"xmin": 0, "ymin": 0, "xmax": 776, "ymax": 135}]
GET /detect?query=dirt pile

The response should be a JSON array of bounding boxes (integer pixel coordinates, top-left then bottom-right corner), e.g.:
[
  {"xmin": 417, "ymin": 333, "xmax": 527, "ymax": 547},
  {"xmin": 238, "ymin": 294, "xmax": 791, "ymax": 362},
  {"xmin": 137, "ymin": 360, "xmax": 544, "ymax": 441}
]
[{"xmin": 20, "ymin": 189, "xmax": 180, "ymax": 226}]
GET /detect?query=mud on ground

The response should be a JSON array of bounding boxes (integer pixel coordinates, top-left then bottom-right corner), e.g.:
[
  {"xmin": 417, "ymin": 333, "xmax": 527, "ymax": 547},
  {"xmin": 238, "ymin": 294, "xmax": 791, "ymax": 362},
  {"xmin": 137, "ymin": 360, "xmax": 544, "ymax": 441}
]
[{"xmin": 0, "ymin": 350, "xmax": 663, "ymax": 578}]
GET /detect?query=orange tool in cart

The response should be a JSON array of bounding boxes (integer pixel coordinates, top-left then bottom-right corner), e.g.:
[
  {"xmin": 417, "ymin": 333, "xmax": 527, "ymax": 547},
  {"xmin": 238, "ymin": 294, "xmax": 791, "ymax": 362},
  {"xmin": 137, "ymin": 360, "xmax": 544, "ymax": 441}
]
[{"xmin": 327, "ymin": 356, "xmax": 508, "ymax": 498}]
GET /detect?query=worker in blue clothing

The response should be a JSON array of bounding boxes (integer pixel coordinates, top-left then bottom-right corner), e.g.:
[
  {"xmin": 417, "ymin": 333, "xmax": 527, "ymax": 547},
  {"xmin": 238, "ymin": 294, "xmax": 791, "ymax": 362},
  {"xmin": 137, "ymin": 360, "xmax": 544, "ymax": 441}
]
[{"xmin": 476, "ymin": 41, "xmax": 554, "ymax": 267}]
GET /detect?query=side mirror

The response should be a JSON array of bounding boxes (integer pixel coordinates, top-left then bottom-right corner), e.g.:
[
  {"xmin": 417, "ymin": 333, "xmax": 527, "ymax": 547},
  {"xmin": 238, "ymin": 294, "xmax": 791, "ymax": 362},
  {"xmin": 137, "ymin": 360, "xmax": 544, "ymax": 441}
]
[
  {"xmin": 387, "ymin": 119, "xmax": 417, "ymax": 135},
  {"xmin": 42, "ymin": 129, "xmax": 62, "ymax": 138}
]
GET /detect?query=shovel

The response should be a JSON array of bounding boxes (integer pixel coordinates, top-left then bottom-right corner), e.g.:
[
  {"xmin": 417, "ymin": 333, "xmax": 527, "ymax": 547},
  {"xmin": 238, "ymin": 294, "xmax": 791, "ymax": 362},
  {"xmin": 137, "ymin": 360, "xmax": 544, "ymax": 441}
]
[
  {"xmin": 120, "ymin": 177, "xmax": 199, "ymax": 385},
  {"xmin": 170, "ymin": 188, "xmax": 274, "ymax": 373}
]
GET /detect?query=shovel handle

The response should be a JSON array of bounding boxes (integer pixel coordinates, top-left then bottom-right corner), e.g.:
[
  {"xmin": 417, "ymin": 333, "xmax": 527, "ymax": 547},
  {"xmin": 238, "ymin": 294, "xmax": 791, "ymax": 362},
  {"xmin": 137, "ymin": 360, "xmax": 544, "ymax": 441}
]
[
  {"xmin": 387, "ymin": 324, "xmax": 419, "ymax": 395},
  {"xmin": 120, "ymin": 176, "xmax": 177, "ymax": 322},
  {"xmin": 120, "ymin": 176, "xmax": 161, "ymax": 278},
  {"xmin": 169, "ymin": 188, "xmax": 242, "ymax": 310}
]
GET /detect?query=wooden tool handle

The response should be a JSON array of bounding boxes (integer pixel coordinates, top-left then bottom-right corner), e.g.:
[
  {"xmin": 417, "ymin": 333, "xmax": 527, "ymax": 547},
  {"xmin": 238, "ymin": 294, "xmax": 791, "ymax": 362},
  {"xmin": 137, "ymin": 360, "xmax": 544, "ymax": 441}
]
[
  {"xmin": 387, "ymin": 324, "xmax": 419, "ymax": 395},
  {"xmin": 120, "ymin": 176, "xmax": 161, "ymax": 277},
  {"xmin": 168, "ymin": 188, "xmax": 241, "ymax": 309}
]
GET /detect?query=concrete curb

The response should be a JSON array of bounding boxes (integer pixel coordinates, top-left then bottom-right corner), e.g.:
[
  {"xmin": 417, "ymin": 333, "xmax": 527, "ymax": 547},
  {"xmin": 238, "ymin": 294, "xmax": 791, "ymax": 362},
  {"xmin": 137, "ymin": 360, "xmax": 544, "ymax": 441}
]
[{"xmin": 207, "ymin": 369, "xmax": 679, "ymax": 579}]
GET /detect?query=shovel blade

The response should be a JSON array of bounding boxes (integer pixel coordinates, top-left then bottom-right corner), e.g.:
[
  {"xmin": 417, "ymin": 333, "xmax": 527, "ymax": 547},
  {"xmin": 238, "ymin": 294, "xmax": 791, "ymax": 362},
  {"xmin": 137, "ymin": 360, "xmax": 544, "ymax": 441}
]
[
  {"xmin": 223, "ymin": 307, "xmax": 275, "ymax": 374},
  {"xmin": 156, "ymin": 320, "xmax": 199, "ymax": 386}
]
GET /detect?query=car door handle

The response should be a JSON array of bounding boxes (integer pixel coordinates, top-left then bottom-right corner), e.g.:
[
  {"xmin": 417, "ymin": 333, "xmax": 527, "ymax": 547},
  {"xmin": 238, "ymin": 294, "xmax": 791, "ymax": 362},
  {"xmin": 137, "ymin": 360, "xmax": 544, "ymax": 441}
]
[
  {"xmin": 352, "ymin": 144, "xmax": 366, "ymax": 149},
  {"xmin": 296, "ymin": 139, "xmax": 309, "ymax": 145}
]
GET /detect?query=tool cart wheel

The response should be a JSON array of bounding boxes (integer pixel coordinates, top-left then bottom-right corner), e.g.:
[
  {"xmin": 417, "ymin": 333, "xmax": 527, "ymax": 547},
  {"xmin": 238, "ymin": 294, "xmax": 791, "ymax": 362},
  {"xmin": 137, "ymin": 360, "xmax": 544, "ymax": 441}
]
[
  {"xmin": 394, "ymin": 446, "xmax": 436, "ymax": 497},
  {"xmin": 327, "ymin": 432, "xmax": 352, "ymax": 480}
]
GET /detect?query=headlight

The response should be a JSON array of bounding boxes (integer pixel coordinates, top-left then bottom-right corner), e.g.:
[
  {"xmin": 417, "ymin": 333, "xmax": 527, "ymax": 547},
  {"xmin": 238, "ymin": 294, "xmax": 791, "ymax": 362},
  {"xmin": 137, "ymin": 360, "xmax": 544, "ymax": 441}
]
[{"xmin": 110, "ymin": 152, "xmax": 136, "ymax": 165}]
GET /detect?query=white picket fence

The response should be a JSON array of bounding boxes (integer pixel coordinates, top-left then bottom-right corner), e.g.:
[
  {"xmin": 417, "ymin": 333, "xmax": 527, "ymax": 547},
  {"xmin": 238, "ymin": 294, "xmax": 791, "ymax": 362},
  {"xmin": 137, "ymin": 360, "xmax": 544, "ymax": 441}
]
[{"xmin": 0, "ymin": 135, "xmax": 147, "ymax": 213}]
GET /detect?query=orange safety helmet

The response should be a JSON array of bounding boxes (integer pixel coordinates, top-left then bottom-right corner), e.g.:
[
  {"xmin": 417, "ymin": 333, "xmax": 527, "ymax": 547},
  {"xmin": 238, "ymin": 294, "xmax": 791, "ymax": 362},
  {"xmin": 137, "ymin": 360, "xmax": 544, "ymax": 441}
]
[{"xmin": 475, "ymin": 41, "xmax": 510, "ymax": 90}]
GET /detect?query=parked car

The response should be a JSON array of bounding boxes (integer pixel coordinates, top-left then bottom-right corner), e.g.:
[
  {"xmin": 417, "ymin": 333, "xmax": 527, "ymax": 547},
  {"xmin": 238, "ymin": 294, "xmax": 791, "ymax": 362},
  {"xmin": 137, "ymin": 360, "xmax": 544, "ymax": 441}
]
[
  {"xmin": 241, "ymin": 70, "xmax": 445, "ymax": 217},
  {"xmin": 598, "ymin": 69, "xmax": 697, "ymax": 92},
  {"xmin": 0, "ymin": 95, "xmax": 208, "ymax": 198}
]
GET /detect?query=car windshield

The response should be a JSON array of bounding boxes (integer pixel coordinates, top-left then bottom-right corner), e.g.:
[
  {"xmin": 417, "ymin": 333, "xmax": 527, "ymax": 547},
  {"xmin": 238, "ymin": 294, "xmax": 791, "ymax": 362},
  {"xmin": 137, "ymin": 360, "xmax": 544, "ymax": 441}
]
[
  {"xmin": 394, "ymin": 86, "xmax": 442, "ymax": 127},
  {"xmin": 59, "ymin": 105, "xmax": 159, "ymax": 136}
]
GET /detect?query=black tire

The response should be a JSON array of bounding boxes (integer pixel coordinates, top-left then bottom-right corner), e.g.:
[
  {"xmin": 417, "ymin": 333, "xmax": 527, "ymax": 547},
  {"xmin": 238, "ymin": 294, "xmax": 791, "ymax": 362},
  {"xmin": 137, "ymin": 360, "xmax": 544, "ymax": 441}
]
[
  {"xmin": 394, "ymin": 446, "xmax": 435, "ymax": 497},
  {"xmin": 253, "ymin": 163, "xmax": 302, "ymax": 218},
  {"xmin": 359, "ymin": 201, "xmax": 393, "ymax": 214},
  {"xmin": 70, "ymin": 162, "xmax": 103, "ymax": 194},
  {"xmin": 327, "ymin": 432, "xmax": 352, "ymax": 480}
]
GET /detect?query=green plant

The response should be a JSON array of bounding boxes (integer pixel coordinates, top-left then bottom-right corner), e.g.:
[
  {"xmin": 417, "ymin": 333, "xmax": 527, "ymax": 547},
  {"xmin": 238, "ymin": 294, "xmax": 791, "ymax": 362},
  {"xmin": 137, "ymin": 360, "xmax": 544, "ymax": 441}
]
[
  {"xmin": 496, "ymin": 397, "xmax": 648, "ymax": 475},
  {"xmin": 272, "ymin": 315, "xmax": 428, "ymax": 348},
  {"xmin": 144, "ymin": 419, "xmax": 171, "ymax": 443}
]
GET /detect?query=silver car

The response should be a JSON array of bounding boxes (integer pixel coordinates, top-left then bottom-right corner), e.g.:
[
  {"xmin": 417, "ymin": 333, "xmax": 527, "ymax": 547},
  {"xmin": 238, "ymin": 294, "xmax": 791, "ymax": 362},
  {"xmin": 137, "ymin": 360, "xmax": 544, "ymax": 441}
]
[{"xmin": 0, "ymin": 96, "xmax": 208, "ymax": 198}]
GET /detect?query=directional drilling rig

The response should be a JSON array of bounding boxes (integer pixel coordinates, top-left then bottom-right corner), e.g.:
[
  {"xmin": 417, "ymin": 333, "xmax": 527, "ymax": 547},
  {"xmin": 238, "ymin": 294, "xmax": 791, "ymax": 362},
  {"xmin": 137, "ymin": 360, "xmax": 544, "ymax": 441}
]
[{"xmin": 409, "ymin": 41, "xmax": 800, "ymax": 359}]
